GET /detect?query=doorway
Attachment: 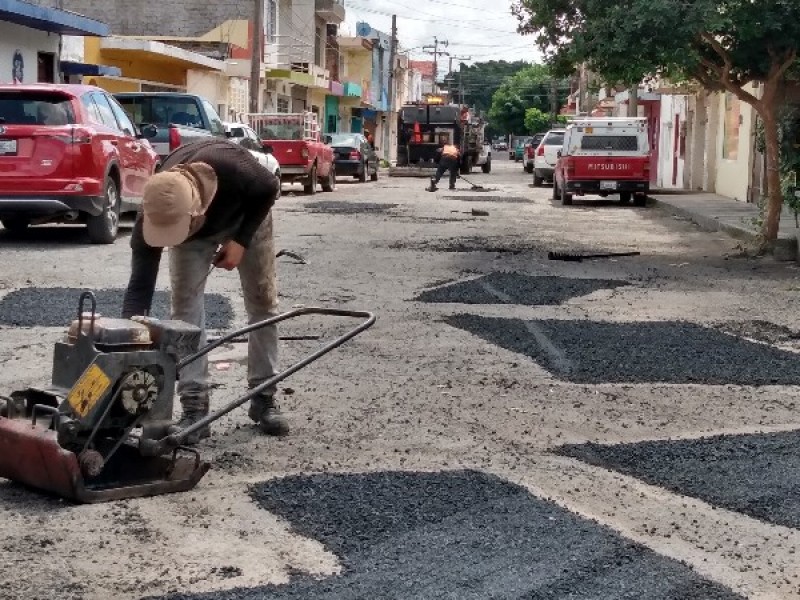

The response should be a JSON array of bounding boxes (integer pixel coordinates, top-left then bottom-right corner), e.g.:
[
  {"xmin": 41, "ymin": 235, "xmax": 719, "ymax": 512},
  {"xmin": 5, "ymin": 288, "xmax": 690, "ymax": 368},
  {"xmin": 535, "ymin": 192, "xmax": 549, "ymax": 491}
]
[{"xmin": 37, "ymin": 52, "xmax": 55, "ymax": 83}]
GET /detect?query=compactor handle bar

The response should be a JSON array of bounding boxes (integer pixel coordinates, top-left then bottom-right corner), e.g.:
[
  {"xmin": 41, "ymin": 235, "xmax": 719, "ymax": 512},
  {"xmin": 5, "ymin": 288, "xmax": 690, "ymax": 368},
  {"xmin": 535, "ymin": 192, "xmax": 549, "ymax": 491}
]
[{"xmin": 156, "ymin": 307, "xmax": 376, "ymax": 452}]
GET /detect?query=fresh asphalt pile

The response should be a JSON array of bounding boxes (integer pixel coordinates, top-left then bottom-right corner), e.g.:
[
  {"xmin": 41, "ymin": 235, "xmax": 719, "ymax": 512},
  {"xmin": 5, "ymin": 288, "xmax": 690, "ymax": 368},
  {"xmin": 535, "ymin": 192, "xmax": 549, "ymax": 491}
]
[
  {"xmin": 446, "ymin": 315, "xmax": 800, "ymax": 385},
  {"xmin": 416, "ymin": 272, "xmax": 629, "ymax": 306},
  {"xmin": 149, "ymin": 470, "xmax": 743, "ymax": 600},
  {"xmin": 0, "ymin": 287, "xmax": 233, "ymax": 329},
  {"xmin": 557, "ymin": 430, "xmax": 800, "ymax": 529},
  {"xmin": 387, "ymin": 235, "xmax": 549, "ymax": 254},
  {"xmin": 441, "ymin": 195, "xmax": 530, "ymax": 203},
  {"xmin": 298, "ymin": 201, "xmax": 398, "ymax": 215}
]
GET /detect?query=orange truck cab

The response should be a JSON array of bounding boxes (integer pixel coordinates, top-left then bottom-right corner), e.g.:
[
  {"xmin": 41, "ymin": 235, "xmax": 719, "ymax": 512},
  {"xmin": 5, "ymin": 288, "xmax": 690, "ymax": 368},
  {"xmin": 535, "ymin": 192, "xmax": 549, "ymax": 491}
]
[{"xmin": 554, "ymin": 117, "xmax": 650, "ymax": 207}]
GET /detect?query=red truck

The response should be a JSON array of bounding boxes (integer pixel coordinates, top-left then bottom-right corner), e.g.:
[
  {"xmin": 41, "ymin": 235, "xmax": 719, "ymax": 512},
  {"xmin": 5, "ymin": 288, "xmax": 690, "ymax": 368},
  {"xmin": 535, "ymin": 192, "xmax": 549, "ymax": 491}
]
[
  {"xmin": 553, "ymin": 117, "xmax": 650, "ymax": 207},
  {"xmin": 247, "ymin": 112, "xmax": 335, "ymax": 195}
]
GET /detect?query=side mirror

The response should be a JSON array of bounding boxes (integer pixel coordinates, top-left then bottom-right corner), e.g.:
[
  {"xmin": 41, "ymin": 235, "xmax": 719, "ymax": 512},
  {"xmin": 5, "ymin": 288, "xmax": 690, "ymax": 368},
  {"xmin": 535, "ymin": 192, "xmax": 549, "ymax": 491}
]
[
  {"xmin": 557, "ymin": 150, "xmax": 562, "ymax": 158},
  {"xmin": 263, "ymin": 144, "xmax": 274, "ymax": 155},
  {"xmin": 323, "ymin": 135, "xmax": 332, "ymax": 144},
  {"xmin": 138, "ymin": 123, "xmax": 158, "ymax": 140}
]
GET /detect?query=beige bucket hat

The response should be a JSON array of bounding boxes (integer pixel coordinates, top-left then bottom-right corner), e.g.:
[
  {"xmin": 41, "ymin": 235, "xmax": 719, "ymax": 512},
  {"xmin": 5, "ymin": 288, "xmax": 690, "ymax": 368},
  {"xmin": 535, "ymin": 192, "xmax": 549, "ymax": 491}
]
[{"xmin": 141, "ymin": 162, "xmax": 218, "ymax": 247}]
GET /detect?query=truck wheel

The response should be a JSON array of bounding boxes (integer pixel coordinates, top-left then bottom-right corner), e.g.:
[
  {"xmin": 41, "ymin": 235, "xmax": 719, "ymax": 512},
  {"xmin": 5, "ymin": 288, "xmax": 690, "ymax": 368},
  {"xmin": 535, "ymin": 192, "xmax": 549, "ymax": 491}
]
[
  {"xmin": 358, "ymin": 162, "xmax": 367, "ymax": 183},
  {"xmin": 304, "ymin": 165, "xmax": 317, "ymax": 195},
  {"xmin": 2, "ymin": 218, "xmax": 30, "ymax": 234},
  {"xmin": 634, "ymin": 193, "xmax": 648, "ymax": 207},
  {"xmin": 322, "ymin": 166, "xmax": 336, "ymax": 192},
  {"xmin": 87, "ymin": 175, "xmax": 120, "ymax": 244},
  {"xmin": 560, "ymin": 182, "xmax": 573, "ymax": 206},
  {"xmin": 619, "ymin": 191, "xmax": 632, "ymax": 204},
  {"xmin": 481, "ymin": 157, "xmax": 492, "ymax": 174},
  {"xmin": 533, "ymin": 175, "xmax": 543, "ymax": 187},
  {"xmin": 524, "ymin": 164, "xmax": 534, "ymax": 174}
]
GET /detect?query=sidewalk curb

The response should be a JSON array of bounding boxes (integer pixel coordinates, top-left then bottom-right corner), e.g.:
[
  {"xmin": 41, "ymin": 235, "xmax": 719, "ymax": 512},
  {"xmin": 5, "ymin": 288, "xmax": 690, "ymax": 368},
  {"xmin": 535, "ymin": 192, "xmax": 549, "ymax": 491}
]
[{"xmin": 650, "ymin": 196, "xmax": 798, "ymax": 261}]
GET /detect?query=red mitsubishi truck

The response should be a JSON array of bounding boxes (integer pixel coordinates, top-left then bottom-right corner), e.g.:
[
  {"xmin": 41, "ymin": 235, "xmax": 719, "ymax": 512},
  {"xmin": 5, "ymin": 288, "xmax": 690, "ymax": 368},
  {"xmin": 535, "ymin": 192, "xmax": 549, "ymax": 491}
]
[
  {"xmin": 553, "ymin": 117, "xmax": 651, "ymax": 207},
  {"xmin": 247, "ymin": 112, "xmax": 335, "ymax": 195}
]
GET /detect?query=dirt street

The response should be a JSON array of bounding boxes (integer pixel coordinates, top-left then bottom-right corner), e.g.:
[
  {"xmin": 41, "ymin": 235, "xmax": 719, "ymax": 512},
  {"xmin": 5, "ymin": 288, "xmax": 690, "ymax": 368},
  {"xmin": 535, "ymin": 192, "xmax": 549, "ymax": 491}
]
[{"xmin": 1, "ymin": 157, "xmax": 799, "ymax": 599}]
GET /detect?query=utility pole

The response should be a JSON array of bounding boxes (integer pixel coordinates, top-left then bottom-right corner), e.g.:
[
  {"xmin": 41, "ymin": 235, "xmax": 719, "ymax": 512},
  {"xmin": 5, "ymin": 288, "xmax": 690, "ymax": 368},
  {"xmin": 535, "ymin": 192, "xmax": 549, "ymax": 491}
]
[
  {"xmin": 448, "ymin": 55, "xmax": 471, "ymax": 103},
  {"xmin": 550, "ymin": 78, "xmax": 559, "ymax": 125},
  {"xmin": 249, "ymin": 0, "xmax": 264, "ymax": 114},
  {"xmin": 385, "ymin": 14, "xmax": 397, "ymax": 163},
  {"xmin": 422, "ymin": 36, "xmax": 448, "ymax": 93}
]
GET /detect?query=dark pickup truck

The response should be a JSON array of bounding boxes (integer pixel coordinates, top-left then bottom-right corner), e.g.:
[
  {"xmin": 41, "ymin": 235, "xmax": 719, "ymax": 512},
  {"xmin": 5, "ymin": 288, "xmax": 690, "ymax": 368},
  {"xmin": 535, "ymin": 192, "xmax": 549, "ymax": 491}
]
[{"xmin": 113, "ymin": 92, "xmax": 226, "ymax": 159}]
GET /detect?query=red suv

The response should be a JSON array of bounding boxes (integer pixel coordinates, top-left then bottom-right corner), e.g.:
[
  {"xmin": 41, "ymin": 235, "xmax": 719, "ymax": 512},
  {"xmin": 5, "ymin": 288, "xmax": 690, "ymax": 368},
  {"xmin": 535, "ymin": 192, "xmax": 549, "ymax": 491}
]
[{"xmin": 0, "ymin": 84, "xmax": 159, "ymax": 243}]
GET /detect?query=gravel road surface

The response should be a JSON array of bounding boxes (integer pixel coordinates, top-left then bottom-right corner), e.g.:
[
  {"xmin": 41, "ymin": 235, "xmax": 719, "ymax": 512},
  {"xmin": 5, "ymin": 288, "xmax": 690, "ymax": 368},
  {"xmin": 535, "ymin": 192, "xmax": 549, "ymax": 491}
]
[{"xmin": 1, "ymin": 157, "xmax": 799, "ymax": 599}]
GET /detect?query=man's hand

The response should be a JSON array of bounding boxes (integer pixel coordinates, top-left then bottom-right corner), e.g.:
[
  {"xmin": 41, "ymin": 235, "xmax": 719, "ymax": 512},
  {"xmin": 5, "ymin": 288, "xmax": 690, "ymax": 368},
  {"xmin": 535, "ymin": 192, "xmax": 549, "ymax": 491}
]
[{"xmin": 214, "ymin": 240, "xmax": 246, "ymax": 270}]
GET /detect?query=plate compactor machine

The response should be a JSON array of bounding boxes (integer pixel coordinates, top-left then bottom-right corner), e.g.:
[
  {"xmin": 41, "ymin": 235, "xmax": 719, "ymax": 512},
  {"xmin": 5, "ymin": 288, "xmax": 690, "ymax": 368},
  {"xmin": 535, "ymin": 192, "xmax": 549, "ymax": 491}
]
[{"xmin": 0, "ymin": 292, "xmax": 374, "ymax": 503}]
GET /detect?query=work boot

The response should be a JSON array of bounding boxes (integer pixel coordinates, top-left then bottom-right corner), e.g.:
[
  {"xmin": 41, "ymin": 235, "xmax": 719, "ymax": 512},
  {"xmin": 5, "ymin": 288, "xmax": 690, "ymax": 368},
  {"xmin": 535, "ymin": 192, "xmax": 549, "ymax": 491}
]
[
  {"xmin": 248, "ymin": 394, "xmax": 290, "ymax": 437},
  {"xmin": 173, "ymin": 394, "xmax": 211, "ymax": 445}
]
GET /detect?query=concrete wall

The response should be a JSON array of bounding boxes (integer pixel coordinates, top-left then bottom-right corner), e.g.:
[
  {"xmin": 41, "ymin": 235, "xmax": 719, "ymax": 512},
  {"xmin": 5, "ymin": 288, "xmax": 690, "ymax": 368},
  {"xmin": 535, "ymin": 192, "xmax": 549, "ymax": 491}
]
[
  {"xmin": 712, "ymin": 90, "xmax": 756, "ymax": 202},
  {"xmin": 657, "ymin": 95, "xmax": 688, "ymax": 189},
  {"xmin": 35, "ymin": 0, "xmax": 255, "ymax": 37},
  {"xmin": 0, "ymin": 21, "xmax": 60, "ymax": 84},
  {"xmin": 187, "ymin": 70, "xmax": 227, "ymax": 111}
]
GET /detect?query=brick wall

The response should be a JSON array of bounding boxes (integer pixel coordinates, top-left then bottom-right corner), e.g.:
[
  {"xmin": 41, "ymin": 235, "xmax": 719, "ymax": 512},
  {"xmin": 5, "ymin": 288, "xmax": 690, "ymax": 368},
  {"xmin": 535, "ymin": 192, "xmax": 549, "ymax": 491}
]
[{"xmin": 32, "ymin": 0, "xmax": 254, "ymax": 36}]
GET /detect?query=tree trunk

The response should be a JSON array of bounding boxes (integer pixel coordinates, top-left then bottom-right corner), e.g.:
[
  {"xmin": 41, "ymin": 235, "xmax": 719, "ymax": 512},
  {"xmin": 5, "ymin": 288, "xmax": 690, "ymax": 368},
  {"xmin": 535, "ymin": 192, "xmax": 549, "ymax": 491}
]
[
  {"xmin": 760, "ymin": 105, "xmax": 783, "ymax": 241},
  {"xmin": 628, "ymin": 87, "xmax": 639, "ymax": 117}
]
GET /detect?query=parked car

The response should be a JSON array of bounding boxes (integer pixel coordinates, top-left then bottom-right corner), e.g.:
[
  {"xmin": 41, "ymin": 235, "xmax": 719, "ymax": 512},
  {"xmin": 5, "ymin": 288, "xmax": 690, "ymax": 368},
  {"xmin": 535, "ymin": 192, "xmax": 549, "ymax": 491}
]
[
  {"xmin": 494, "ymin": 141, "xmax": 508, "ymax": 152},
  {"xmin": 248, "ymin": 112, "xmax": 335, "ymax": 195},
  {"xmin": 524, "ymin": 132, "xmax": 546, "ymax": 173},
  {"xmin": 223, "ymin": 121, "xmax": 281, "ymax": 185},
  {"xmin": 114, "ymin": 92, "xmax": 226, "ymax": 160},
  {"xmin": 553, "ymin": 117, "xmax": 651, "ymax": 206},
  {"xmin": 0, "ymin": 84, "xmax": 159, "ymax": 243},
  {"xmin": 327, "ymin": 132, "xmax": 378, "ymax": 182},
  {"xmin": 513, "ymin": 136, "xmax": 532, "ymax": 162},
  {"xmin": 532, "ymin": 129, "xmax": 566, "ymax": 186}
]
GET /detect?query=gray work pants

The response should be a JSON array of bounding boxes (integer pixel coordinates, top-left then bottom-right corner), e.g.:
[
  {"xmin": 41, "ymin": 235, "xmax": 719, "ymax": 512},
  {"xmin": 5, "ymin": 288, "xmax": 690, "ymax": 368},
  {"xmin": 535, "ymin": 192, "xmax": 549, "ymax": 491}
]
[{"xmin": 169, "ymin": 213, "xmax": 279, "ymax": 404}]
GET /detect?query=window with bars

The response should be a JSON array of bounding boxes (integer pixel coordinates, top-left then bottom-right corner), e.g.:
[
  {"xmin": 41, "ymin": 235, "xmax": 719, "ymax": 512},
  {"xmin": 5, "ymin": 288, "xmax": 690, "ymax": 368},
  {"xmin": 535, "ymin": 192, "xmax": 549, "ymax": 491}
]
[
  {"xmin": 580, "ymin": 135, "xmax": 638, "ymax": 152},
  {"xmin": 277, "ymin": 97, "xmax": 290, "ymax": 113}
]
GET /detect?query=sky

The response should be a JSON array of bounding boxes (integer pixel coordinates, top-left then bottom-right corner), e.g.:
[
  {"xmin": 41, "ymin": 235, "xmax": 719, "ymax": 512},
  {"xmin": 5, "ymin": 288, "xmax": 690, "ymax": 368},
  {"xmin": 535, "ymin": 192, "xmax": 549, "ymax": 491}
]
[{"xmin": 341, "ymin": 0, "xmax": 543, "ymax": 73}]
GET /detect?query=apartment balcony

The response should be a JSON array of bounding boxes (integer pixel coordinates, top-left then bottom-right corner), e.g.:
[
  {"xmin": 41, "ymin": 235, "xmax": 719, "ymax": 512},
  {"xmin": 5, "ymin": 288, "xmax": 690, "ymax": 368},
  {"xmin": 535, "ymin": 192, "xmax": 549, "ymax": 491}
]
[
  {"xmin": 343, "ymin": 82, "xmax": 362, "ymax": 98},
  {"xmin": 315, "ymin": 0, "xmax": 345, "ymax": 24}
]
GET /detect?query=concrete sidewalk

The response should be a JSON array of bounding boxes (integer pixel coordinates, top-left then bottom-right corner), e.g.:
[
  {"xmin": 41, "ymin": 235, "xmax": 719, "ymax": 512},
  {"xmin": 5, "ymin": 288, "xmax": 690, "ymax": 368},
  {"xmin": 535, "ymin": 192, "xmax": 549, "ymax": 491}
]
[{"xmin": 650, "ymin": 192, "xmax": 800, "ymax": 260}]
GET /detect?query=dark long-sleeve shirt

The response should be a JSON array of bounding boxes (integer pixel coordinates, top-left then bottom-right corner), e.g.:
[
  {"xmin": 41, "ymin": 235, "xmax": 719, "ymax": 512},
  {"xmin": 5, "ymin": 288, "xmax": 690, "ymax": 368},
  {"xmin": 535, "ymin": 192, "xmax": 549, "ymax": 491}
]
[{"xmin": 122, "ymin": 139, "xmax": 279, "ymax": 318}]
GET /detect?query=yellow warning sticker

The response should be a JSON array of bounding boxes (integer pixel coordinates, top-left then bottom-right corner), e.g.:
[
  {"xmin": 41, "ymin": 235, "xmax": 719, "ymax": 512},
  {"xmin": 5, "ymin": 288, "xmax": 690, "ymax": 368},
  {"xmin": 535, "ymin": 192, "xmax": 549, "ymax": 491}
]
[{"xmin": 68, "ymin": 364, "xmax": 112, "ymax": 417}]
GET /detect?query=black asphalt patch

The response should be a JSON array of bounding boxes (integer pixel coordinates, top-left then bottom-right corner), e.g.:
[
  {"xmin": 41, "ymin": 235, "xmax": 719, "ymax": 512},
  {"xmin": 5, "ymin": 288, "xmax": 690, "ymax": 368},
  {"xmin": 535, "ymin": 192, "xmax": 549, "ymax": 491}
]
[
  {"xmin": 416, "ymin": 272, "xmax": 628, "ymax": 306},
  {"xmin": 446, "ymin": 316, "xmax": 800, "ymax": 385},
  {"xmin": 0, "ymin": 288, "xmax": 233, "ymax": 329},
  {"xmin": 557, "ymin": 430, "xmax": 800, "ymax": 529},
  {"xmin": 301, "ymin": 201, "xmax": 398, "ymax": 215},
  {"xmin": 714, "ymin": 320, "xmax": 800, "ymax": 346},
  {"xmin": 149, "ymin": 470, "xmax": 742, "ymax": 600},
  {"xmin": 442, "ymin": 195, "xmax": 530, "ymax": 203},
  {"xmin": 388, "ymin": 235, "xmax": 547, "ymax": 254}
]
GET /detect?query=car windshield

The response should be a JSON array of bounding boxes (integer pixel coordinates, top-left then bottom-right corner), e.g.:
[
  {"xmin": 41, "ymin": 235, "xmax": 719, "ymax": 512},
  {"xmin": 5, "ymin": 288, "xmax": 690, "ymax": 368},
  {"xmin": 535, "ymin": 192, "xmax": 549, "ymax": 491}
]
[
  {"xmin": 544, "ymin": 132, "xmax": 565, "ymax": 145},
  {"xmin": 0, "ymin": 92, "xmax": 75, "ymax": 125},
  {"xmin": 329, "ymin": 134, "xmax": 360, "ymax": 147},
  {"xmin": 116, "ymin": 96, "xmax": 204, "ymax": 128},
  {"xmin": 580, "ymin": 135, "xmax": 639, "ymax": 151}
]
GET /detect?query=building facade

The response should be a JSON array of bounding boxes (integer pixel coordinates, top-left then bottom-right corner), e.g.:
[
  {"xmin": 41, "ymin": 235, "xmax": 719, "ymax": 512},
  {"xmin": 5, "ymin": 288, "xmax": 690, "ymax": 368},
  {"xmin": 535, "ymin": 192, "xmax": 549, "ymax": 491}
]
[{"xmin": 0, "ymin": 1, "xmax": 109, "ymax": 85}]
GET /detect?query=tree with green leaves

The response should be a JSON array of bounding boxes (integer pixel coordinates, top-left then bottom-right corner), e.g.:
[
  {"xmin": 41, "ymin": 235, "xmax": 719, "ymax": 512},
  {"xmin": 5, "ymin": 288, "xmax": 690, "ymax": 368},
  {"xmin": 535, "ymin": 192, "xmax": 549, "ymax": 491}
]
[
  {"xmin": 488, "ymin": 64, "xmax": 567, "ymax": 136},
  {"xmin": 524, "ymin": 107, "xmax": 551, "ymax": 134},
  {"xmin": 512, "ymin": 0, "xmax": 800, "ymax": 243}
]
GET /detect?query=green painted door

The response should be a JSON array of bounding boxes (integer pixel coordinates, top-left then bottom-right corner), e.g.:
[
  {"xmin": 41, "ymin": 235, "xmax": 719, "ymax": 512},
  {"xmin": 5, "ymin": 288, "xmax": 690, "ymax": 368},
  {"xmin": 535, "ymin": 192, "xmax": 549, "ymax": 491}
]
[{"xmin": 325, "ymin": 96, "xmax": 339, "ymax": 133}]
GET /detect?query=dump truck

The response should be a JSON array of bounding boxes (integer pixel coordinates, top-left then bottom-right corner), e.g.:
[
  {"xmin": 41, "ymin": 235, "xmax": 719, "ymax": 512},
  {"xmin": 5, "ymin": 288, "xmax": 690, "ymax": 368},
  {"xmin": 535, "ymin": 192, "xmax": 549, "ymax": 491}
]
[{"xmin": 390, "ymin": 101, "xmax": 491, "ymax": 177}]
